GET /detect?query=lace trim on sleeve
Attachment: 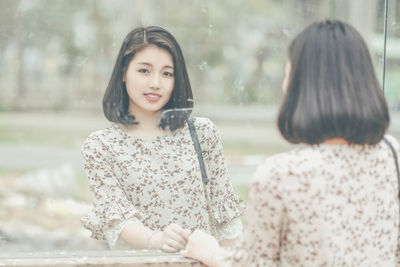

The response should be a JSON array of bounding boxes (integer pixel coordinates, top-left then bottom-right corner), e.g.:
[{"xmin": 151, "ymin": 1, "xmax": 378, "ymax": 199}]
[
  {"xmin": 211, "ymin": 194, "xmax": 246, "ymax": 225},
  {"xmin": 216, "ymin": 217, "xmax": 243, "ymax": 241}
]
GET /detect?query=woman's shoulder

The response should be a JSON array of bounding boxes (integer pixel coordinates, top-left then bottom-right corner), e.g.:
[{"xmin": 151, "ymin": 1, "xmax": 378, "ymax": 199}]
[
  {"xmin": 190, "ymin": 117, "xmax": 218, "ymax": 137},
  {"xmin": 383, "ymin": 134, "xmax": 400, "ymax": 150},
  {"xmin": 250, "ymin": 146, "xmax": 319, "ymax": 186},
  {"xmin": 191, "ymin": 116, "xmax": 215, "ymax": 129},
  {"xmin": 82, "ymin": 124, "xmax": 120, "ymax": 150}
]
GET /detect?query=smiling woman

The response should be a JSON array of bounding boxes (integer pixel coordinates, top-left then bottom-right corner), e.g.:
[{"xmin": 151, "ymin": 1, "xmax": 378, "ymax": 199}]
[{"xmin": 81, "ymin": 25, "xmax": 246, "ymax": 252}]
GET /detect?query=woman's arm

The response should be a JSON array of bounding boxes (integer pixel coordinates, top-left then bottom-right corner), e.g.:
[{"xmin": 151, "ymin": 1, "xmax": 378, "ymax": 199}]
[
  {"xmin": 197, "ymin": 118, "xmax": 246, "ymax": 234},
  {"xmin": 121, "ymin": 222, "xmax": 191, "ymax": 252},
  {"xmin": 219, "ymin": 237, "xmax": 239, "ymax": 247},
  {"xmin": 81, "ymin": 135, "xmax": 145, "ymax": 246}
]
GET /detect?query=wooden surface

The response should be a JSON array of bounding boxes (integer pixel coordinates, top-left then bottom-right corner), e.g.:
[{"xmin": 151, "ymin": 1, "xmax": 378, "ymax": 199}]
[{"xmin": 0, "ymin": 250, "xmax": 205, "ymax": 267}]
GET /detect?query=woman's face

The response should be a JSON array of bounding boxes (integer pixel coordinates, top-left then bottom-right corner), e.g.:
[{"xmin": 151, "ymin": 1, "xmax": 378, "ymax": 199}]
[
  {"xmin": 282, "ymin": 62, "xmax": 291, "ymax": 93},
  {"xmin": 123, "ymin": 45, "xmax": 175, "ymax": 116}
]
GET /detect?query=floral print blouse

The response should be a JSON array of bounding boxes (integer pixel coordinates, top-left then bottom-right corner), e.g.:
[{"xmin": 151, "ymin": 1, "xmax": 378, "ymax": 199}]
[
  {"xmin": 81, "ymin": 117, "xmax": 246, "ymax": 247},
  {"xmin": 224, "ymin": 135, "xmax": 400, "ymax": 266}
]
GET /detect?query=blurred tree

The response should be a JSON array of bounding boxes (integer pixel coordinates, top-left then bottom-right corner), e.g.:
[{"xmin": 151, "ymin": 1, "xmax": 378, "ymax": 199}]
[
  {"xmin": 349, "ymin": 0, "xmax": 379, "ymax": 37},
  {"xmin": 0, "ymin": 0, "xmax": 389, "ymax": 111},
  {"xmin": 0, "ymin": 0, "xmax": 89, "ymax": 106},
  {"xmin": 0, "ymin": 0, "xmax": 19, "ymax": 51}
]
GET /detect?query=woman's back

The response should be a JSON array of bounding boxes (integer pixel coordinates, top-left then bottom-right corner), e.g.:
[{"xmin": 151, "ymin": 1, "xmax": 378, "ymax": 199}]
[
  {"xmin": 233, "ymin": 135, "xmax": 400, "ymax": 266},
  {"xmin": 180, "ymin": 20, "xmax": 398, "ymax": 267}
]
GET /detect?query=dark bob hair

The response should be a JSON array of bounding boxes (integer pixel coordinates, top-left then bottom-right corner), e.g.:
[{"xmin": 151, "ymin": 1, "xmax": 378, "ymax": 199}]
[
  {"xmin": 103, "ymin": 26, "xmax": 193, "ymax": 131},
  {"xmin": 278, "ymin": 20, "xmax": 389, "ymax": 145}
]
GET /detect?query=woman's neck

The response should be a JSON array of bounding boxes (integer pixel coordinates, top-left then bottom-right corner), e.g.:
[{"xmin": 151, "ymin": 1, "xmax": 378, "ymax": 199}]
[
  {"xmin": 124, "ymin": 108, "xmax": 166, "ymax": 139},
  {"xmin": 128, "ymin": 105, "xmax": 160, "ymax": 129},
  {"xmin": 322, "ymin": 138, "xmax": 349, "ymax": 144}
]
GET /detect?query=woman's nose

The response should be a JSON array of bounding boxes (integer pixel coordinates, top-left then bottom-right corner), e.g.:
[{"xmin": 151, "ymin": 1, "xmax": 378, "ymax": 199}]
[{"xmin": 150, "ymin": 74, "xmax": 160, "ymax": 89}]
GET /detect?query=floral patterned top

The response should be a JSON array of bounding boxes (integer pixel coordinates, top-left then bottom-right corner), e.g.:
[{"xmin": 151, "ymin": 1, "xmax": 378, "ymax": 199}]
[
  {"xmin": 81, "ymin": 117, "xmax": 246, "ymax": 247},
  {"xmin": 224, "ymin": 135, "xmax": 400, "ymax": 266}
]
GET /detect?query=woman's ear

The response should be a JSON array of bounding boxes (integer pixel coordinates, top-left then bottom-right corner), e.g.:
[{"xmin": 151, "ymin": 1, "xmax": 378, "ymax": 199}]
[{"xmin": 122, "ymin": 72, "xmax": 126, "ymax": 83}]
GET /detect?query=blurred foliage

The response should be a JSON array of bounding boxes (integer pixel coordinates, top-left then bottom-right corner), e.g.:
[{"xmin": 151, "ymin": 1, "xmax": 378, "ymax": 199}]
[
  {"xmin": 234, "ymin": 183, "xmax": 249, "ymax": 202},
  {"xmin": 0, "ymin": 0, "xmax": 397, "ymax": 112}
]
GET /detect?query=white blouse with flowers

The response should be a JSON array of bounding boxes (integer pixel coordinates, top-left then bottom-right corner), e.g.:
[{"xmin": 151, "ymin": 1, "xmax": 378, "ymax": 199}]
[
  {"xmin": 223, "ymin": 135, "xmax": 400, "ymax": 266},
  {"xmin": 81, "ymin": 117, "xmax": 246, "ymax": 248}
]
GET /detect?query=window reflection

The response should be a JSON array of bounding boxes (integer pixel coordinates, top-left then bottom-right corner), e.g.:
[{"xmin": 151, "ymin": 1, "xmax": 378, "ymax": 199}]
[{"xmin": 0, "ymin": 0, "xmax": 390, "ymax": 253}]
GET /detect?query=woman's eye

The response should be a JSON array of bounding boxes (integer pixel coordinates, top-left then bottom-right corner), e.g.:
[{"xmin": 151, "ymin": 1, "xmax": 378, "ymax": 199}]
[
  {"xmin": 138, "ymin": 69, "xmax": 149, "ymax": 74},
  {"xmin": 163, "ymin": 72, "xmax": 174, "ymax": 77}
]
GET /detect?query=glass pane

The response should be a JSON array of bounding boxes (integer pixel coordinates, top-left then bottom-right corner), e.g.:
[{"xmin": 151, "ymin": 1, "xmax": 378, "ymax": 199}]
[{"xmin": 0, "ymin": 0, "xmax": 387, "ymax": 254}]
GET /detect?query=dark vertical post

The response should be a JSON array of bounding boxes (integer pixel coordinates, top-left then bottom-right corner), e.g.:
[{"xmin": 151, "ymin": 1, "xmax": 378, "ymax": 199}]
[{"xmin": 382, "ymin": 0, "xmax": 389, "ymax": 92}]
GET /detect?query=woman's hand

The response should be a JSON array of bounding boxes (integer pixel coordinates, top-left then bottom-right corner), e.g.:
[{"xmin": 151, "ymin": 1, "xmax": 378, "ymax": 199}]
[
  {"xmin": 148, "ymin": 223, "xmax": 191, "ymax": 252},
  {"xmin": 181, "ymin": 229, "xmax": 224, "ymax": 266}
]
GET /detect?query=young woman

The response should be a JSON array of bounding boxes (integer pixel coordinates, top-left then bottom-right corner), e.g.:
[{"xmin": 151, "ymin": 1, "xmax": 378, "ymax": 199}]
[
  {"xmin": 182, "ymin": 20, "xmax": 400, "ymax": 266},
  {"xmin": 81, "ymin": 26, "xmax": 245, "ymax": 252}
]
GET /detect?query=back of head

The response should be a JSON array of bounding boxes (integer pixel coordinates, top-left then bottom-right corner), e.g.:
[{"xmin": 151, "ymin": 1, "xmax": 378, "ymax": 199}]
[{"xmin": 278, "ymin": 20, "xmax": 389, "ymax": 145}]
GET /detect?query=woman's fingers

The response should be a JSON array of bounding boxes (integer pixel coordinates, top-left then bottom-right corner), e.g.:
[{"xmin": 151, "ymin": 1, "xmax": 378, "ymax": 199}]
[
  {"xmin": 164, "ymin": 224, "xmax": 191, "ymax": 247},
  {"xmin": 180, "ymin": 249, "xmax": 189, "ymax": 257},
  {"xmin": 170, "ymin": 223, "xmax": 192, "ymax": 241},
  {"xmin": 164, "ymin": 231, "xmax": 186, "ymax": 247},
  {"xmin": 161, "ymin": 243, "xmax": 178, "ymax": 253},
  {"xmin": 165, "ymin": 238, "xmax": 185, "ymax": 250}
]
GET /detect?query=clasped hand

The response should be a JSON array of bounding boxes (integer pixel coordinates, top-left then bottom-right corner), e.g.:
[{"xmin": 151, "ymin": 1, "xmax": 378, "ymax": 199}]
[{"xmin": 148, "ymin": 223, "xmax": 192, "ymax": 252}]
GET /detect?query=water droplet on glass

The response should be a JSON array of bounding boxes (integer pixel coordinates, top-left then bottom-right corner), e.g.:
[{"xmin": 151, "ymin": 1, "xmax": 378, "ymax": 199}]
[{"xmin": 197, "ymin": 61, "xmax": 208, "ymax": 71}]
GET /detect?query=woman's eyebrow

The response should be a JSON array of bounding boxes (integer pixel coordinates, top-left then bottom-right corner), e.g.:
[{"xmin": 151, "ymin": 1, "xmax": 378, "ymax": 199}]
[
  {"xmin": 136, "ymin": 62, "xmax": 173, "ymax": 69},
  {"xmin": 136, "ymin": 62, "xmax": 152, "ymax": 66}
]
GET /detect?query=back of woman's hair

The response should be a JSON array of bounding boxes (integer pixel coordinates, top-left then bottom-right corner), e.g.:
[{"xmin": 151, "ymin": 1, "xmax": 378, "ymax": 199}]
[
  {"xmin": 278, "ymin": 20, "xmax": 389, "ymax": 145},
  {"xmin": 103, "ymin": 26, "xmax": 193, "ymax": 131}
]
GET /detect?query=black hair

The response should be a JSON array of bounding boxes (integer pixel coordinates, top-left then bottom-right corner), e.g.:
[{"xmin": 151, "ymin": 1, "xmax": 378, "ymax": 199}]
[
  {"xmin": 103, "ymin": 26, "xmax": 193, "ymax": 131},
  {"xmin": 278, "ymin": 20, "xmax": 389, "ymax": 145}
]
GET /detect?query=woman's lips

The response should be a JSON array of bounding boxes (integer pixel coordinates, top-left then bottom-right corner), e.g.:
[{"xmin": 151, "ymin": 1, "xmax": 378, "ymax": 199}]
[{"xmin": 144, "ymin": 93, "xmax": 161, "ymax": 102}]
